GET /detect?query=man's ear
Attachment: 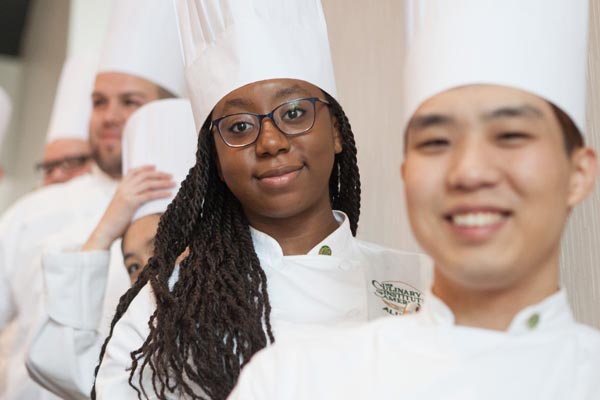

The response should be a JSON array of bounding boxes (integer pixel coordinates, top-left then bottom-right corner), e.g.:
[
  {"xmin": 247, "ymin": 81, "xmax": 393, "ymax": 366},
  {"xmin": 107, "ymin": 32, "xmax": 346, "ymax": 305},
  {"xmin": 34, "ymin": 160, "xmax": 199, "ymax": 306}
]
[
  {"xmin": 331, "ymin": 113, "xmax": 343, "ymax": 154},
  {"xmin": 401, "ymin": 161, "xmax": 407, "ymax": 182},
  {"xmin": 567, "ymin": 146, "xmax": 597, "ymax": 207}
]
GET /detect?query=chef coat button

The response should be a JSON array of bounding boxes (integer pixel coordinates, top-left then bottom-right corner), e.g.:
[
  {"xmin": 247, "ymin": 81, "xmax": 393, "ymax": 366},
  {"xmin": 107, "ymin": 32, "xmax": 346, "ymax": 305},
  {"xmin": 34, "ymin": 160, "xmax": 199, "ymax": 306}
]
[
  {"xmin": 404, "ymin": 302, "xmax": 420, "ymax": 314},
  {"xmin": 527, "ymin": 313, "xmax": 540, "ymax": 329},
  {"xmin": 318, "ymin": 245, "xmax": 332, "ymax": 256}
]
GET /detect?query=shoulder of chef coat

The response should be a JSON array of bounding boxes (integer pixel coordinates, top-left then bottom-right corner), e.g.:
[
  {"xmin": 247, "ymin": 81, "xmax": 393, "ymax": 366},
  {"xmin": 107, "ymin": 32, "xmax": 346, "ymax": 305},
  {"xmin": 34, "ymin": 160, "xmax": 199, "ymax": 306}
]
[
  {"xmin": 0, "ymin": 168, "xmax": 113, "ymax": 238},
  {"xmin": 229, "ymin": 322, "xmax": 376, "ymax": 400}
]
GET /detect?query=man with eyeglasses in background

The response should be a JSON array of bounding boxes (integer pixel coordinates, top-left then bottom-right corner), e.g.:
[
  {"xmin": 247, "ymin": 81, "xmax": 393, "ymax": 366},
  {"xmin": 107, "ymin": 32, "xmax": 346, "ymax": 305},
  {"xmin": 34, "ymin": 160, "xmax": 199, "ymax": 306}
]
[{"xmin": 33, "ymin": 56, "xmax": 95, "ymax": 187}]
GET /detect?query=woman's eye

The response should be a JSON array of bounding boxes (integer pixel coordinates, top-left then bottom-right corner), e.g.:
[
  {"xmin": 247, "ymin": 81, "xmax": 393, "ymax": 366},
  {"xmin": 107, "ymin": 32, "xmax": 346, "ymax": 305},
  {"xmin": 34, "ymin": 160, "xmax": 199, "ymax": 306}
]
[
  {"xmin": 126, "ymin": 263, "xmax": 141, "ymax": 276},
  {"xmin": 283, "ymin": 107, "xmax": 305, "ymax": 121},
  {"xmin": 229, "ymin": 121, "xmax": 255, "ymax": 134}
]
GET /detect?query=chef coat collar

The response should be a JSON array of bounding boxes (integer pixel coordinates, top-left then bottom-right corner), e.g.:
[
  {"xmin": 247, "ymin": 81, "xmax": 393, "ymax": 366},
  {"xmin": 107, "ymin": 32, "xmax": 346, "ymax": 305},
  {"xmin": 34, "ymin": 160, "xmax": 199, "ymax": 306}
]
[
  {"xmin": 89, "ymin": 163, "xmax": 118, "ymax": 190},
  {"xmin": 249, "ymin": 211, "xmax": 353, "ymax": 264},
  {"xmin": 419, "ymin": 289, "xmax": 574, "ymax": 335}
]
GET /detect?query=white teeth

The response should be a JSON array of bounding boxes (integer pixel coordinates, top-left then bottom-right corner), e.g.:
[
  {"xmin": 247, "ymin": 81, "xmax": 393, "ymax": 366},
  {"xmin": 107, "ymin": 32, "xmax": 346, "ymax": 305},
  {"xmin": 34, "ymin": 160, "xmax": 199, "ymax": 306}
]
[{"xmin": 451, "ymin": 212, "xmax": 503, "ymax": 227}]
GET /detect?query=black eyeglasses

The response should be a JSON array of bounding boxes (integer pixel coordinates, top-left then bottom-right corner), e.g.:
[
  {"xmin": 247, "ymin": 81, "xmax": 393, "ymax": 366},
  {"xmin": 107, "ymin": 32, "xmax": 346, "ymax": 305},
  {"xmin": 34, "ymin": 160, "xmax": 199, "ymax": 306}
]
[
  {"xmin": 211, "ymin": 97, "xmax": 330, "ymax": 148},
  {"xmin": 35, "ymin": 154, "xmax": 91, "ymax": 175}
]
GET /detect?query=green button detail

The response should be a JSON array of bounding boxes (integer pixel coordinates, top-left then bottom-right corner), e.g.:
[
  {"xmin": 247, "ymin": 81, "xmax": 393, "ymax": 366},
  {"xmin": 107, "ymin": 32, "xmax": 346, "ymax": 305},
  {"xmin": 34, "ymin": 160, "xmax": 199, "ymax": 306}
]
[
  {"xmin": 527, "ymin": 313, "xmax": 540, "ymax": 329},
  {"xmin": 318, "ymin": 245, "xmax": 332, "ymax": 256}
]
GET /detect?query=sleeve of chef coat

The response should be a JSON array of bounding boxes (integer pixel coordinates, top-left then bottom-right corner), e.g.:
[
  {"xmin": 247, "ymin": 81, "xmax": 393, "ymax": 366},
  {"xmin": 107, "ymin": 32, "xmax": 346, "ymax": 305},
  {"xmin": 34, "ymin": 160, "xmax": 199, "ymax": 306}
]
[
  {"xmin": 0, "ymin": 198, "xmax": 28, "ymax": 331},
  {"xmin": 26, "ymin": 249, "xmax": 110, "ymax": 400},
  {"xmin": 94, "ymin": 283, "xmax": 160, "ymax": 400}
]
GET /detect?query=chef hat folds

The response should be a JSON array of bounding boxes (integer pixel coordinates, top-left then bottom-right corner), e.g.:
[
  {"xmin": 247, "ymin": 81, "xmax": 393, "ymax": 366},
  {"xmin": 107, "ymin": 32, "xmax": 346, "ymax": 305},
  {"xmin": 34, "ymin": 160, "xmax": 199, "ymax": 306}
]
[
  {"xmin": 46, "ymin": 54, "xmax": 98, "ymax": 143},
  {"xmin": 402, "ymin": 0, "xmax": 589, "ymax": 137},
  {"xmin": 0, "ymin": 87, "xmax": 11, "ymax": 152},
  {"xmin": 99, "ymin": 0, "xmax": 186, "ymax": 97},
  {"xmin": 122, "ymin": 99, "xmax": 197, "ymax": 222},
  {"xmin": 174, "ymin": 0, "xmax": 338, "ymax": 128}
]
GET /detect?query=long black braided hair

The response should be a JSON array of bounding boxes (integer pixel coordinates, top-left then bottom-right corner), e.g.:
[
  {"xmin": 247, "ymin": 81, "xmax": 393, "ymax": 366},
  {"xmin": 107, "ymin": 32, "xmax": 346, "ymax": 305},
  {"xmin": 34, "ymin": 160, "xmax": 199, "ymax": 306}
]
[{"xmin": 91, "ymin": 90, "xmax": 361, "ymax": 400}]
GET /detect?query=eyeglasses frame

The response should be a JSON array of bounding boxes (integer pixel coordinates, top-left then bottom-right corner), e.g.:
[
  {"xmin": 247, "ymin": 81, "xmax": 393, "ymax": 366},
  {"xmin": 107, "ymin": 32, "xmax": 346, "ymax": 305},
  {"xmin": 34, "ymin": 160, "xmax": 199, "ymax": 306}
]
[{"xmin": 210, "ymin": 97, "xmax": 331, "ymax": 148}]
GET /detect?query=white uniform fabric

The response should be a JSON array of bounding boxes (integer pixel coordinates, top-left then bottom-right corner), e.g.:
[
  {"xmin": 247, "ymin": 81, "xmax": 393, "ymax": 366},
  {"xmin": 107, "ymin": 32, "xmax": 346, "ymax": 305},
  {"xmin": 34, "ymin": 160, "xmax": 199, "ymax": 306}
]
[
  {"xmin": 26, "ymin": 243, "xmax": 125, "ymax": 400},
  {"xmin": 229, "ymin": 290, "xmax": 600, "ymax": 400},
  {"xmin": 0, "ymin": 168, "xmax": 128, "ymax": 399},
  {"xmin": 45, "ymin": 54, "xmax": 98, "ymax": 143},
  {"xmin": 95, "ymin": 211, "xmax": 432, "ymax": 399},
  {"xmin": 175, "ymin": 0, "xmax": 337, "ymax": 129},
  {"xmin": 402, "ymin": 0, "xmax": 589, "ymax": 135},
  {"xmin": 122, "ymin": 99, "xmax": 197, "ymax": 222},
  {"xmin": 99, "ymin": 0, "xmax": 186, "ymax": 97}
]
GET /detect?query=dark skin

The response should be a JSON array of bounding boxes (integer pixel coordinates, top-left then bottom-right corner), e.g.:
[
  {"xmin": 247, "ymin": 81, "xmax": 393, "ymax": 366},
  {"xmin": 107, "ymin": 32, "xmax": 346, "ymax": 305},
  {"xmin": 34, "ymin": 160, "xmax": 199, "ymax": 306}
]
[{"xmin": 212, "ymin": 79, "xmax": 343, "ymax": 255}]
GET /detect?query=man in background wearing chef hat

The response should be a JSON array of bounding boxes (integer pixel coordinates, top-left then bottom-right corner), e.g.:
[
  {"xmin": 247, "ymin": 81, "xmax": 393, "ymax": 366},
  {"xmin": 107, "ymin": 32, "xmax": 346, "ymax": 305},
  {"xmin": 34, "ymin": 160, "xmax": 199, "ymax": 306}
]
[
  {"xmin": 26, "ymin": 98, "xmax": 196, "ymax": 399},
  {"xmin": 35, "ymin": 55, "xmax": 96, "ymax": 186},
  {"xmin": 228, "ymin": 0, "xmax": 600, "ymax": 399},
  {"xmin": 0, "ymin": 87, "xmax": 12, "ymax": 182},
  {"xmin": 0, "ymin": 0, "xmax": 186, "ymax": 398}
]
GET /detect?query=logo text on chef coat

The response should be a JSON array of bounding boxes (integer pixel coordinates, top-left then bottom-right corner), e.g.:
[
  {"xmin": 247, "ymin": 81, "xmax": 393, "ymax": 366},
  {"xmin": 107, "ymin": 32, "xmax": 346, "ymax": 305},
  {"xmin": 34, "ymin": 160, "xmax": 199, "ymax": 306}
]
[{"xmin": 372, "ymin": 280, "xmax": 423, "ymax": 316}]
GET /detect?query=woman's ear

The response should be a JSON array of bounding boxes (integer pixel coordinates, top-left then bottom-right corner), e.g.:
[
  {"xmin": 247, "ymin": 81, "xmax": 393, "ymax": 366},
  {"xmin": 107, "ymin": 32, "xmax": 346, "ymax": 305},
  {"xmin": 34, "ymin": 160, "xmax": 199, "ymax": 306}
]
[
  {"xmin": 331, "ymin": 113, "xmax": 343, "ymax": 154},
  {"xmin": 567, "ymin": 146, "xmax": 597, "ymax": 207}
]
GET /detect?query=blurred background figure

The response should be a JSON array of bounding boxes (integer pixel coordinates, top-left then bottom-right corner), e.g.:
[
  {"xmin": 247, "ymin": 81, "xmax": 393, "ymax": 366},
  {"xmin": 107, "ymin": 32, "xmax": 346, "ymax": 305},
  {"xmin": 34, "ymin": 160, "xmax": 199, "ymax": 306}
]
[
  {"xmin": 27, "ymin": 98, "xmax": 196, "ymax": 399},
  {"xmin": 35, "ymin": 55, "xmax": 97, "ymax": 186}
]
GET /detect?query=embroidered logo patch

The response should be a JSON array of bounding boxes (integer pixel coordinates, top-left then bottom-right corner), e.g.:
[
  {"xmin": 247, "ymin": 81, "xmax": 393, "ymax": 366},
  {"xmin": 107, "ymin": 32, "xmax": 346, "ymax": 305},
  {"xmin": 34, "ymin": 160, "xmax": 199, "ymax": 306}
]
[{"xmin": 371, "ymin": 280, "xmax": 423, "ymax": 316}]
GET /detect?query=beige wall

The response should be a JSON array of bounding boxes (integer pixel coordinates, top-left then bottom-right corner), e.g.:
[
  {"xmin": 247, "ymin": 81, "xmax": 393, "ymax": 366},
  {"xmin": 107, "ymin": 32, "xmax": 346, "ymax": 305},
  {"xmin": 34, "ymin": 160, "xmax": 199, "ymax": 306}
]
[
  {"xmin": 560, "ymin": 1, "xmax": 600, "ymax": 328},
  {"xmin": 323, "ymin": 0, "xmax": 600, "ymax": 329}
]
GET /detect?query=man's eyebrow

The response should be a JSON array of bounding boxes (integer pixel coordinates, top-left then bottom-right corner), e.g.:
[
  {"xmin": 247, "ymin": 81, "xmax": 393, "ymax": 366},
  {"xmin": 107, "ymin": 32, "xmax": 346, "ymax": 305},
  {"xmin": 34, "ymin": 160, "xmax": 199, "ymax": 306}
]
[
  {"xmin": 408, "ymin": 113, "xmax": 455, "ymax": 132},
  {"xmin": 483, "ymin": 104, "xmax": 544, "ymax": 120},
  {"xmin": 123, "ymin": 253, "xmax": 134, "ymax": 261}
]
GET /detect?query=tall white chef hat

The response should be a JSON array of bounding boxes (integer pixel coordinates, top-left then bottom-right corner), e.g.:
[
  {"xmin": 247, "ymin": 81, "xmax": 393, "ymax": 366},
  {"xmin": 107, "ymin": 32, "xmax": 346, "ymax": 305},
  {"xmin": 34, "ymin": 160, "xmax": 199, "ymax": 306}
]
[
  {"xmin": 174, "ymin": 0, "xmax": 337, "ymax": 129},
  {"xmin": 402, "ymin": 0, "xmax": 589, "ymax": 137},
  {"xmin": 46, "ymin": 54, "xmax": 98, "ymax": 143},
  {"xmin": 122, "ymin": 98, "xmax": 197, "ymax": 222},
  {"xmin": 0, "ymin": 87, "xmax": 11, "ymax": 153},
  {"xmin": 98, "ymin": 0, "xmax": 186, "ymax": 97}
]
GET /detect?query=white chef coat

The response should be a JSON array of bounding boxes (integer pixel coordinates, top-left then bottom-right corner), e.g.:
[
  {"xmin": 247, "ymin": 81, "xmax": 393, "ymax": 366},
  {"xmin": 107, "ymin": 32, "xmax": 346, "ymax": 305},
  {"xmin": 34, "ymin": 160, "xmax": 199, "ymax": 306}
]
[
  {"xmin": 26, "ymin": 239, "xmax": 128, "ymax": 400},
  {"xmin": 229, "ymin": 290, "xmax": 600, "ymax": 400},
  {"xmin": 95, "ymin": 211, "xmax": 432, "ymax": 399},
  {"xmin": 0, "ymin": 167, "xmax": 124, "ymax": 400}
]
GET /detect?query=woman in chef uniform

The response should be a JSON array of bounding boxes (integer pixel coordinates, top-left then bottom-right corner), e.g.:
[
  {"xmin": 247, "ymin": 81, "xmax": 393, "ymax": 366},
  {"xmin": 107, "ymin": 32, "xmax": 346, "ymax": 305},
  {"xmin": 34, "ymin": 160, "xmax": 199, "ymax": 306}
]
[{"xmin": 92, "ymin": 0, "xmax": 430, "ymax": 399}]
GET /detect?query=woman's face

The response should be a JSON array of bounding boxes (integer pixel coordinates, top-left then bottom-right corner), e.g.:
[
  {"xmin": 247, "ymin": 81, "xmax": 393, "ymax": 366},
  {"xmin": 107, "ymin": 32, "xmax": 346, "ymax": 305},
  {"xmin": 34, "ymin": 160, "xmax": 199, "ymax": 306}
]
[
  {"xmin": 122, "ymin": 214, "xmax": 161, "ymax": 284},
  {"xmin": 211, "ymin": 79, "xmax": 342, "ymax": 225}
]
